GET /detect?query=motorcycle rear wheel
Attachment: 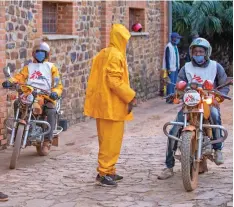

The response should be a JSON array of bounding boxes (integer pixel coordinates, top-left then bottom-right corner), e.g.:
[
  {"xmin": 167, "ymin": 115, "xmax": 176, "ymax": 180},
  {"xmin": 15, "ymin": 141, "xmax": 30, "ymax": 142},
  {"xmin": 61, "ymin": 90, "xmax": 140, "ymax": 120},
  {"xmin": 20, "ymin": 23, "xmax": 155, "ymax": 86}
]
[
  {"xmin": 181, "ymin": 131, "xmax": 199, "ymax": 192},
  {"xmin": 9, "ymin": 124, "xmax": 24, "ymax": 169}
]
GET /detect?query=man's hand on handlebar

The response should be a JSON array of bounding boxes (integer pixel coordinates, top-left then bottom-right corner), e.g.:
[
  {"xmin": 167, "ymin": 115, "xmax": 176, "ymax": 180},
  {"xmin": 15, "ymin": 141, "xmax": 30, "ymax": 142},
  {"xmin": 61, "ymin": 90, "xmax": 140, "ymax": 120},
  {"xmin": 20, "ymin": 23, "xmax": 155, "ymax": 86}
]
[
  {"xmin": 49, "ymin": 92, "xmax": 59, "ymax": 100},
  {"xmin": 2, "ymin": 80, "xmax": 13, "ymax": 88}
]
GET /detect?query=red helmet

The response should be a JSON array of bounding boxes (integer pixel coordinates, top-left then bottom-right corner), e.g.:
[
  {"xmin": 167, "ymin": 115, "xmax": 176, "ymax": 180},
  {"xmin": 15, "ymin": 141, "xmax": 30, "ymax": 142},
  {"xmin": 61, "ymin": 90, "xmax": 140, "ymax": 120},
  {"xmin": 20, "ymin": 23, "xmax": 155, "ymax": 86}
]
[{"xmin": 131, "ymin": 23, "xmax": 142, "ymax": 32}]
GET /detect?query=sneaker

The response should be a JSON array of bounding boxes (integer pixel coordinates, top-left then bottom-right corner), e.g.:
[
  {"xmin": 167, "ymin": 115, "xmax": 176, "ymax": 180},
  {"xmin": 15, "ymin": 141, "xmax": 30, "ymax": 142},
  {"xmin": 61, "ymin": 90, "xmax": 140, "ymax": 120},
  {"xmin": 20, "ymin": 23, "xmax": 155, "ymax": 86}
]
[
  {"xmin": 107, "ymin": 174, "xmax": 123, "ymax": 182},
  {"xmin": 158, "ymin": 168, "xmax": 174, "ymax": 180},
  {"xmin": 96, "ymin": 175, "xmax": 117, "ymax": 187},
  {"xmin": 214, "ymin": 150, "xmax": 224, "ymax": 165},
  {"xmin": 0, "ymin": 192, "xmax": 8, "ymax": 202}
]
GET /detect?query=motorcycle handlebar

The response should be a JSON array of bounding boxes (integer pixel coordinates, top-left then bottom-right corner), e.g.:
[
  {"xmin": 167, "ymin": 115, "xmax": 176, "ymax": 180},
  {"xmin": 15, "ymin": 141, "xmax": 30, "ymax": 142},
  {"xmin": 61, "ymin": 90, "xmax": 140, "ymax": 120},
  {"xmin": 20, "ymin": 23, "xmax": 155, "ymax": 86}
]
[
  {"xmin": 209, "ymin": 90, "xmax": 232, "ymax": 100},
  {"xmin": 10, "ymin": 83, "xmax": 50, "ymax": 96}
]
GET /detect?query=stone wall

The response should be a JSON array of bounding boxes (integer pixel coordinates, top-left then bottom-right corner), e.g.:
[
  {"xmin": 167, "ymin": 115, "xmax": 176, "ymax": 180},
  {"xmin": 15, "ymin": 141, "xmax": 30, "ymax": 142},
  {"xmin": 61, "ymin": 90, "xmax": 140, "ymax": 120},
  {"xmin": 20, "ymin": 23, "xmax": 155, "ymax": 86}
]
[
  {"xmin": 46, "ymin": 1, "xmax": 102, "ymax": 125},
  {"xmin": 107, "ymin": 1, "xmax": 164, "ymax": 100},
  {"xmin": 5, "ymin": 0, "xmax": 42, "ymax": 72},
  {"xmin": 0, "ymin": 1, "xmax": 168, "ymax": 147}
]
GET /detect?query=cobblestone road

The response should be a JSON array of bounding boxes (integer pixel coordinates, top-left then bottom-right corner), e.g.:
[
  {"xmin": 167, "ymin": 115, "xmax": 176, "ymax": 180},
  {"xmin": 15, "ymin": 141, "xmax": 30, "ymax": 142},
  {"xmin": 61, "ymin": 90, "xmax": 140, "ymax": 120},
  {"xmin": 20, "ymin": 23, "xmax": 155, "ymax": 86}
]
[{"xmin": 0, "ymin": 92, "xmax": 233, "ymax": 207}]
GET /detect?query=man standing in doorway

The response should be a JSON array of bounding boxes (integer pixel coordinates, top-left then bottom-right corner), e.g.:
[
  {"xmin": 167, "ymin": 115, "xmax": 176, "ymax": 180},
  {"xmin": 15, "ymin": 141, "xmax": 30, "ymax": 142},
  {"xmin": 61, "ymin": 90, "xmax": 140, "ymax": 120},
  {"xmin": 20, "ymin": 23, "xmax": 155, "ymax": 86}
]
[
  {"xmin": 84, "ymin": 24, "xmax": 136, "ymax": 187},
  {"xmin": 162, "ymin": 32, "xmax": 182, "ymax": 103}
]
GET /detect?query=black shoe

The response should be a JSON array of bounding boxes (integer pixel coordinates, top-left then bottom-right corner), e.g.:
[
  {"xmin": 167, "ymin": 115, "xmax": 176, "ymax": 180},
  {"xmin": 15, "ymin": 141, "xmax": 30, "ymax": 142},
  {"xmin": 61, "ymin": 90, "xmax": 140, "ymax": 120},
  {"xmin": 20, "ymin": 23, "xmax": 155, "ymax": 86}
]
[
  {"xmin": 107, "ymin": 174, "xmax": 123, "ymax": 182},
  {"xmin": 96, "ymin": 174, "xmax": 117, "ymax": 187},
  {"xmin": 0, "ymin": 192, "xmax": 8, "ymax": 202}
]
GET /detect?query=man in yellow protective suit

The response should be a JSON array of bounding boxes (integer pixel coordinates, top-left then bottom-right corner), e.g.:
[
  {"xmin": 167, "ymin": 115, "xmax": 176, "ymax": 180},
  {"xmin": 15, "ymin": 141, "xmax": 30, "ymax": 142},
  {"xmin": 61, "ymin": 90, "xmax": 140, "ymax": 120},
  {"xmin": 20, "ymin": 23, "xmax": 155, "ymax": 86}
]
[
  {"xmin": 84, "ymin": 24, "xmax": 136, "ymax": 187},
  {"xmin": 2, "ymin": 42, "xmax": 63, "ymax": 154}
]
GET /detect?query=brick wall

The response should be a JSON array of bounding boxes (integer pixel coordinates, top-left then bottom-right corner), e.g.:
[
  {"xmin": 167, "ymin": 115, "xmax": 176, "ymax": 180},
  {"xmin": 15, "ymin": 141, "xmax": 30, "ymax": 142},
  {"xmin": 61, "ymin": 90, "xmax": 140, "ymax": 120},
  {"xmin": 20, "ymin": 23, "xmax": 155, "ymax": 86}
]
[
  {"xmin": 0, "ymin": 0, "xmax": 168, "ymax": 147},
  {"xmin": 57, "ymin": 2, "xmax": 73, "ymax": 34},
  {"xmin": 106, "ymin": 1, "xmax": 163, "ymax": 100},
  {"xmin": 159, "ymin": 1, "xmax": 169, "ymax": 58}
]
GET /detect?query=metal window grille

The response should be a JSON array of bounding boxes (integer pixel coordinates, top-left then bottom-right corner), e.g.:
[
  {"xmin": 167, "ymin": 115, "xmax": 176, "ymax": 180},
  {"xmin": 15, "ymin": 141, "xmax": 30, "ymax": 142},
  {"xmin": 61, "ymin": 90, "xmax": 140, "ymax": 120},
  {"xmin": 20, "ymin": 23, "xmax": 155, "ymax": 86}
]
[{"xmin": 43, "ymin": 2, "xmax": 57, "ymax": 34}]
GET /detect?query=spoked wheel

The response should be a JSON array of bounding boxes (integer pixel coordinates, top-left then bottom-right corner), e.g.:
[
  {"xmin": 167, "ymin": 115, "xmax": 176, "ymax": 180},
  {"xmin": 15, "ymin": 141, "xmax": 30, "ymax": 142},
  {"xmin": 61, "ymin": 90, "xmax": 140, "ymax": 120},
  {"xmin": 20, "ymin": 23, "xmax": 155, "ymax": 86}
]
[
  {"xmin": 181, "ymin": 131, "xmax": 199, "ymax": 192},
  {"xmin": 9, "ymin": 124, "xmax": 24, "ymax": 169}
]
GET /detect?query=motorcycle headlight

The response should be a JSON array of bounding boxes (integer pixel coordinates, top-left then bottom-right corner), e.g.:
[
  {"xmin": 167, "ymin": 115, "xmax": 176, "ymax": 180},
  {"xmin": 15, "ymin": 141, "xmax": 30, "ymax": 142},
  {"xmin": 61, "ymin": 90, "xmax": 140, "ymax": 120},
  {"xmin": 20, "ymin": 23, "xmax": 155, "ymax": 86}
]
[
  {"xmin": 183, "ymin": 90, "xmax": 201, "ymax": 106},
  {"xmin": 204, "ymin": 96, "xmax": 213, "ymax": 105}
]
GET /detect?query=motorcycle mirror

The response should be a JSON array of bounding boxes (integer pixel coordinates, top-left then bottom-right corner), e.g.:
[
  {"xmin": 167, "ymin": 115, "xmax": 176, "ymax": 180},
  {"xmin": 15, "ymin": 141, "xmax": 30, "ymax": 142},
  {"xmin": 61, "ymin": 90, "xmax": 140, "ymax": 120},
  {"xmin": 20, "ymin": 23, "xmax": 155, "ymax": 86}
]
[{"xmin": 3, "ymin": 66, "xmax": 11, "ymax": 78}]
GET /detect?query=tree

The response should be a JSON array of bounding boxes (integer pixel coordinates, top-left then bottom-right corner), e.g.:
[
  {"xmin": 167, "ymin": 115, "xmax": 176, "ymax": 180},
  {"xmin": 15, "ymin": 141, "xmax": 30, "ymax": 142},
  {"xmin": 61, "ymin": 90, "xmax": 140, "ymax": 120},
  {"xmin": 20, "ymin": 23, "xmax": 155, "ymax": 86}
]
[{"xmin": 172, "ymin": 1, "xmax": 233, "ymax": 76}]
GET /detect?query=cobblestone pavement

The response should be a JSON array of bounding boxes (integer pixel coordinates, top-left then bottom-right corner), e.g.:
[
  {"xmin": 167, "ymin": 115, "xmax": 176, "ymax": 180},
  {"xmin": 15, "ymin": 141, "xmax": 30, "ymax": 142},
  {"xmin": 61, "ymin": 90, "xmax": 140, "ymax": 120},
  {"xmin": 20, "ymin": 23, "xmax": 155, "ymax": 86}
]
[{"xmin": 0, "ymin": 91, "xmax": 233, "ymax": 207}]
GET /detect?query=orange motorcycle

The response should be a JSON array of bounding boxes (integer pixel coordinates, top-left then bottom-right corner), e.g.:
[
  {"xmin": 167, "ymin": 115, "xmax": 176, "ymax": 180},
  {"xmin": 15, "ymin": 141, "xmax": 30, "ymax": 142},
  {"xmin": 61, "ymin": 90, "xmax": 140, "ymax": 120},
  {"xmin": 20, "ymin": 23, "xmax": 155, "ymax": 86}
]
[
  {"xmin": 3, "ymin": 67, "xmax": 63, "ymax": 169},
  {"xmin": 163, "ymin": 79, "xmax": 232, "ymax": 191}
]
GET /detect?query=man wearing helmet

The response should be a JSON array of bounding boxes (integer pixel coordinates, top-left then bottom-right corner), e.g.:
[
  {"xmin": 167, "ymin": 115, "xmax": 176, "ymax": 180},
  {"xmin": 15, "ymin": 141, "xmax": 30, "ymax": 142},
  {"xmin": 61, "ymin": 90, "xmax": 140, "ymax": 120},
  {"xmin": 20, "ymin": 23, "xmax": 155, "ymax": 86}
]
[
  {"xmin": 158, "ymin": 38, "xmax": 230, "ymax": 180},
  {"xmin": 2, "ymin": 42, "xmax": 63, "ymax": 153}
]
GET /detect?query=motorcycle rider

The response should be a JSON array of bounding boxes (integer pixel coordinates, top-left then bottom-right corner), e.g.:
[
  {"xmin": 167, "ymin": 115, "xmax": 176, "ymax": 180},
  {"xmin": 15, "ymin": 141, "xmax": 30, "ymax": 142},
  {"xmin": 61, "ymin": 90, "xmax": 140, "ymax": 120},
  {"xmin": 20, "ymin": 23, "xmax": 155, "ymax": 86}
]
[
  {"xmin": 158, "ymin": 38, "xmax": 230, "ymax": 180},
  {"xmin": 2, "ymin": 42, "xmax": 63, "ymax": 153}
]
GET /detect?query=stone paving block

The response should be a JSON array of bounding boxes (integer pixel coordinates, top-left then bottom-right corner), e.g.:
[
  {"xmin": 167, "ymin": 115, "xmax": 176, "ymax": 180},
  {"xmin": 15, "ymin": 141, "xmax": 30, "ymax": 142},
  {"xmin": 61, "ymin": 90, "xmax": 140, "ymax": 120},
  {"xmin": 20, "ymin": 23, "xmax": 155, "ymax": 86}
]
[
  {"xmin": 51, "ymin": 202, "xmax": 76, "ymax": 207},
  {"xmin": 25, "ymin": 199, "xmax": 55, "ymax": 207},
  {"xmin": 227, "ymin": 202, "xmax": 233, "ymax": 207}
]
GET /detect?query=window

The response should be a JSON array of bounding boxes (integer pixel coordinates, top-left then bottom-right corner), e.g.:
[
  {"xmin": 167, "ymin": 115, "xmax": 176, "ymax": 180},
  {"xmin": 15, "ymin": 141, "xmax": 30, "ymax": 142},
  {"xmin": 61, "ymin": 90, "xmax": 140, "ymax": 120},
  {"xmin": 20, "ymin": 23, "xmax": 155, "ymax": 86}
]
[
  {"xmin": 129, "ymin": 8, "xmax": 145, "ymax": 32},
  {"xmin": 43, "ymin": 2, "xmax": 73, "ymax": 35},
  {"xmin": 43, "ymin": 2, "xmax": 57, "ymax": 34}
]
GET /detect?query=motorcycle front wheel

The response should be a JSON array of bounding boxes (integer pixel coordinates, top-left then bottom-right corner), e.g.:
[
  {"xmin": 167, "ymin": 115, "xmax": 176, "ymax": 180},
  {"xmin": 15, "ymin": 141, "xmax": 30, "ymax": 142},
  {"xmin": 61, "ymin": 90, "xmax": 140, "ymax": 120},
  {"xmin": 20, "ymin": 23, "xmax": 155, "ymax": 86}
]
[
  {"xmin": 181, "ymin": 131, "xmax": 199, "ymax": 192},
  {"xmin": 9, "ymin": 124, "xmax": 24, "ymax": 169}
]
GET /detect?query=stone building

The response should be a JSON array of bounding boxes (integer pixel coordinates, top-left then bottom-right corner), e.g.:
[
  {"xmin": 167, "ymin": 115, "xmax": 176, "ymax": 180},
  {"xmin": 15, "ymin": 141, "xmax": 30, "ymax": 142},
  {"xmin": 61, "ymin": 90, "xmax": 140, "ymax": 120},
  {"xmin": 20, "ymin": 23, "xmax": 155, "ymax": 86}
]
[{"xmin": 0, "ymin": 0, "xmax": 168, "ymax": 147}]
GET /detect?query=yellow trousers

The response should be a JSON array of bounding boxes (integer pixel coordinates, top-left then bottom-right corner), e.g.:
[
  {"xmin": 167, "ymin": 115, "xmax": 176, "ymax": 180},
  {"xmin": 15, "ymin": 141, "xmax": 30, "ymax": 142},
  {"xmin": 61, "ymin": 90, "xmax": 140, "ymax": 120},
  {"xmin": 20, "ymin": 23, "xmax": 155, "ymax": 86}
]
[{"xmin": 96, "ymin": 118, "xmax": 124, "ymax": 176}]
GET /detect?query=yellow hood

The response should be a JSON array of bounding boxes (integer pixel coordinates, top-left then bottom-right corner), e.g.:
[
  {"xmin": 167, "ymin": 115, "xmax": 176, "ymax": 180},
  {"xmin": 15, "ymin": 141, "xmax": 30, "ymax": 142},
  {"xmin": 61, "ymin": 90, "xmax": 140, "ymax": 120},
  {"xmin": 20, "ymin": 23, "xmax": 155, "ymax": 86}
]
[{"xmin": 109, "ymin": 24, "xmax": 131, "ymax": 55}]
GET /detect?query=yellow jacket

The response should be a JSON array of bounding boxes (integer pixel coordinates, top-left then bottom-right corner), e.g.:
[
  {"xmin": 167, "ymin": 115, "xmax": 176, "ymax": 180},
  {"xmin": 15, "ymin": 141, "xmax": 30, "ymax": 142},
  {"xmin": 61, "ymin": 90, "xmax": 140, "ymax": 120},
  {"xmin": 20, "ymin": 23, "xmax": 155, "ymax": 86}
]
[
  {"xmin": 9, "ymin": 61, "xmax": 63, "ymax": 103},
  {"xmin": 84, "ymin": 24, "xmax": 136, "ymax": 121}
]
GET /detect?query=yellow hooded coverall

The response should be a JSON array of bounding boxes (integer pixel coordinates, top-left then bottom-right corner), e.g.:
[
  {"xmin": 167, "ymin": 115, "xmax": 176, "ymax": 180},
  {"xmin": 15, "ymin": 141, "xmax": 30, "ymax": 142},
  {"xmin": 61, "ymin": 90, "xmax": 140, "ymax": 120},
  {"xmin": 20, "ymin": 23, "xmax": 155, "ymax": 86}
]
[{"xmin": 84, "ymin": 24, "xmax": 136, "ymax": 176}]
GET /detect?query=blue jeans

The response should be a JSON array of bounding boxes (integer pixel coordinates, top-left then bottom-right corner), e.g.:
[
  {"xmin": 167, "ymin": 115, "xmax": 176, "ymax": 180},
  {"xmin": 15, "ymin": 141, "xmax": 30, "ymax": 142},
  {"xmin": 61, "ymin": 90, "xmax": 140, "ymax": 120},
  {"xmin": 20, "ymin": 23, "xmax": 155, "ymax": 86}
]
[
  {"xmin": 166, "ymin": 71, "xmax": 178, "ymax": 96},
  {"xmin": 165, "ymin": 107, "xmax": 223, "ymax": 168}
]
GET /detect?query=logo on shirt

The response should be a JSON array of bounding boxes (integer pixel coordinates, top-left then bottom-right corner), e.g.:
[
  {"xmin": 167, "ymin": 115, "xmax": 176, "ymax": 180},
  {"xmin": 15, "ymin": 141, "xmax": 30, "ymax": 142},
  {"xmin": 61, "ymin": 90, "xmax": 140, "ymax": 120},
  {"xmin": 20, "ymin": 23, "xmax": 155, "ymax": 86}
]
[
  {"xmin": 192, "ymin": 74, "xmax": 203, "ymax": 83},
  {"xmin": 30, "ymin": 71, "xmax": 46, "ymax": 80}
]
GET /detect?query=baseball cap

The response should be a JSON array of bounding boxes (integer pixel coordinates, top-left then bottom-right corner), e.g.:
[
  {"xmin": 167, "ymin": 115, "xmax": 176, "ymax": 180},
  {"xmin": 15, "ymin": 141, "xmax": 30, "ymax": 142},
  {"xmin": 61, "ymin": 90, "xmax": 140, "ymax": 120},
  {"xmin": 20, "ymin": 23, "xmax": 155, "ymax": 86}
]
[{"xmin": 171, "ymin": 32, "xmax": 182, "ymax": 39}]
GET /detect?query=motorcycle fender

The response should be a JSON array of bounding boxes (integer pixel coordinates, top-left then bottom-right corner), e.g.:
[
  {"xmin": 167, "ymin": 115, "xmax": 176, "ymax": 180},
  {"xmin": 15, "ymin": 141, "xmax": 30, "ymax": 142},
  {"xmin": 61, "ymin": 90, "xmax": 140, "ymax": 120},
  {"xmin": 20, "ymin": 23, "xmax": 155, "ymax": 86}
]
[
  {"xmin": 182, "ymin": 125, "xmax": 197, "ymax": 151},
  {"xmin": 182, "ymin": 125, "xmax": 196, "ymax": 132}
]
